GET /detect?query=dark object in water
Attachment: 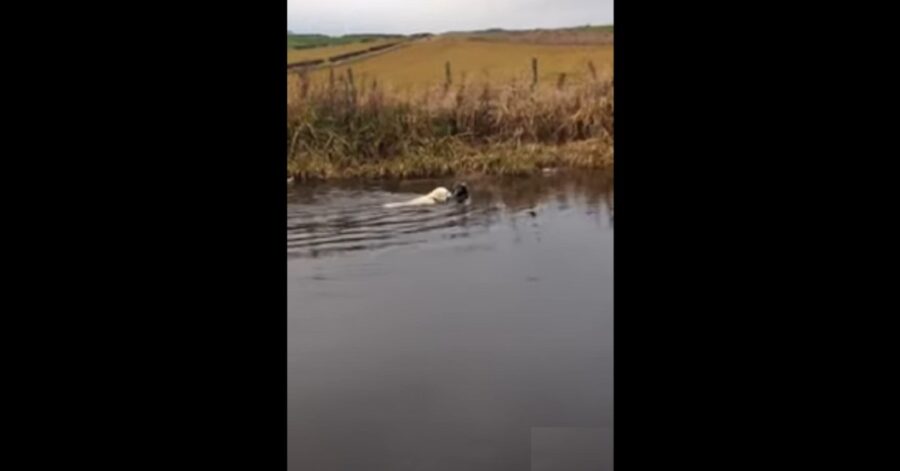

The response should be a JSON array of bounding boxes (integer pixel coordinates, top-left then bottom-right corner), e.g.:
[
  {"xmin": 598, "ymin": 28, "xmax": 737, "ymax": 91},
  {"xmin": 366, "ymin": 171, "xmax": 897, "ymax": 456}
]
[{"xmin": 451, "ymin": 182, "xmax": 469, "ymax": 203}]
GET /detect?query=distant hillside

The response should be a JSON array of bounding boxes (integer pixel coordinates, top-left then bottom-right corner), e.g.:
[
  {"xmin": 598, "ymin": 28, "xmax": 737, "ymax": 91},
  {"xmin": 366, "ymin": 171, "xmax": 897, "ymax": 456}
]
[
  {"xmin": 443, "ymin": 24, "xmax": 612, "ymax": 35},
  {"xmin": 442, "ymin": 24, "xmax": 613, "ymax": 45},
  {"xmin": 287, "ymin": 24, "xmax": 612, "ymax": 52}
]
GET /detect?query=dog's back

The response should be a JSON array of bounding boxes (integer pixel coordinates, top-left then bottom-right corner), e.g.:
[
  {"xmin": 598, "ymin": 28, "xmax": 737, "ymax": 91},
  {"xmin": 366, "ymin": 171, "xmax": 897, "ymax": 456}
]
[{"xmin": 383, "ymin": 187, "xmax": 452, "ymax": 208}]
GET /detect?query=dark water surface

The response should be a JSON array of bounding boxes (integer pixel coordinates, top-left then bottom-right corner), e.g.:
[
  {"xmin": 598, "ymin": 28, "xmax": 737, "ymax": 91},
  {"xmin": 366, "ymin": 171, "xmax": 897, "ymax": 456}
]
[{"xmin": 288, "ymin": 169, "xmax": 613, "ymax": 470}]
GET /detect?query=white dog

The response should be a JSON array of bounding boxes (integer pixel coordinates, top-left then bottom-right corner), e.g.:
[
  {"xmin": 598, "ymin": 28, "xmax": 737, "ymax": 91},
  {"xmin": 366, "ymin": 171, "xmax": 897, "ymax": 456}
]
[
  {"xmin": 383, "ymin": 183, "xmax": 468, "ymax": 208},
  {"xmin": 383, "ymin": 187, "xmax": 453, "ymax": 208}
]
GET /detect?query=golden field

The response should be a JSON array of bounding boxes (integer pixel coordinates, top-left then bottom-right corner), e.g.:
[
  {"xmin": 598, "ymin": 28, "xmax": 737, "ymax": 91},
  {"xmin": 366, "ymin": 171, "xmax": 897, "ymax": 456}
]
[{"xmin": 294, "ymin": 37, "xmax": 612, "ymax": 93}]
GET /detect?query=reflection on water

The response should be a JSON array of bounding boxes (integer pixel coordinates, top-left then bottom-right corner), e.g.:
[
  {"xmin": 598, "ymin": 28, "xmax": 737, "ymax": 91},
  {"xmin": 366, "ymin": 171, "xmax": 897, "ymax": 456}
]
[{"xmin": 288, "ymin": 168, "xmax": 613, "ymax": 471}]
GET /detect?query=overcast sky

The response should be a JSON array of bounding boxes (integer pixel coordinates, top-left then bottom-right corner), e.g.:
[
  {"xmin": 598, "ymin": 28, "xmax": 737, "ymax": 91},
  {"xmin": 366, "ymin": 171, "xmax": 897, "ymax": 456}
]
[{"xmin": 288, "ymin": 0, "xmax": 613, "ymax": 36}]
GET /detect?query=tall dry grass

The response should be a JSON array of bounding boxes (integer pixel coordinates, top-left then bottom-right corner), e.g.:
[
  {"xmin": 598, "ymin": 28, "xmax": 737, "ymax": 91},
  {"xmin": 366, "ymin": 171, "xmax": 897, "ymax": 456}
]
[{"xmin": 287, "ymin": 69, "xmax": 613, "ymax": 180}]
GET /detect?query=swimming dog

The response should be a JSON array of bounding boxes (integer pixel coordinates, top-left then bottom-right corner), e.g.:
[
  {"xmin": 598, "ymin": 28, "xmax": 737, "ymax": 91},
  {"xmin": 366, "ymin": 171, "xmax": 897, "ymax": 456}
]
[{"xmin": 383, "ymin": 182, "xmax": 469, "ymax": 208}]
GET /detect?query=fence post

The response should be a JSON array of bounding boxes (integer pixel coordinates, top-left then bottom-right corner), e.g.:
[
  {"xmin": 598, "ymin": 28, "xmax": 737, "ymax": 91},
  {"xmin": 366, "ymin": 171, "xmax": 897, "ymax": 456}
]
[
  {"xmin": 299, "ymin": 70, "xmax": 310, "ymax": 98},
  {"xmin": 531, "ymin": 57, "xmax": 538, "ymax": 89},
  {"xmin": 346, "ymin": 67, "xmax": 356, "ymax": 105}
]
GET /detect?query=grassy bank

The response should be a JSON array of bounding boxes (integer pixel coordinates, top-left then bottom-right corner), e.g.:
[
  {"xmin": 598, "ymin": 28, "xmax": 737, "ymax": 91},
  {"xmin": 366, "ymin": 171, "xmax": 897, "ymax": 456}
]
[
  {"xmin": 287, "ymin": 34, "xmax": 403, "ymax": 50},
  {"xmin": 288, "ymin": 72, "xmax": 613, "ymax": 180},
  {"xmin": 288, "ymin": 39, "xmax": 397, "ymax": 64}
]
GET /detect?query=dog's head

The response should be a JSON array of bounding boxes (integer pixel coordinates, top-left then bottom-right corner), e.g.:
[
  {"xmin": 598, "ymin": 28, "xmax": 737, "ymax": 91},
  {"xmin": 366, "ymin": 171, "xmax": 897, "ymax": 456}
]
[{"xmin": 451, "ymin": 182, "xmax": 469, "ymax": 203}]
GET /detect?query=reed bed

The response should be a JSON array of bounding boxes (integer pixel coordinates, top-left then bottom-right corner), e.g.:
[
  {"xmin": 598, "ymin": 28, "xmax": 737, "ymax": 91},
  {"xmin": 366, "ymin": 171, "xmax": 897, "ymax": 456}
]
[{"xmin": 287, "ymin": 69, "xmax": 613, "ymax": 180}]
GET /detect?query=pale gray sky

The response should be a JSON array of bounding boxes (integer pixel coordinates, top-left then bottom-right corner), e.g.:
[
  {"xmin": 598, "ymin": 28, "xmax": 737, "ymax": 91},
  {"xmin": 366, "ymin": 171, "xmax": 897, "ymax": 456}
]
[{"xmin": 288, "ymin": 0, "xmax": 613, "ymax": 36}]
